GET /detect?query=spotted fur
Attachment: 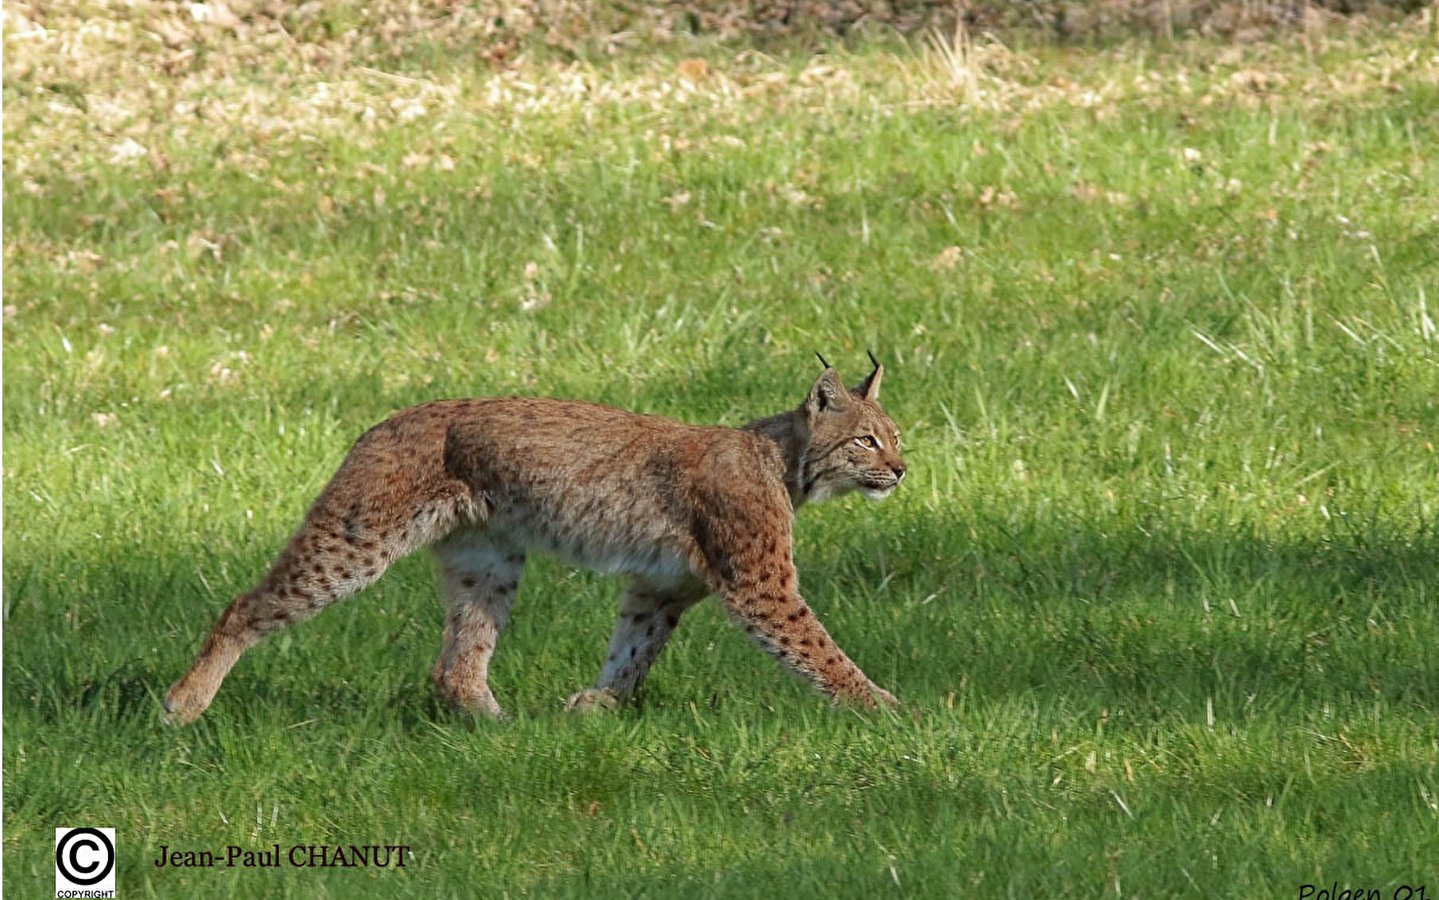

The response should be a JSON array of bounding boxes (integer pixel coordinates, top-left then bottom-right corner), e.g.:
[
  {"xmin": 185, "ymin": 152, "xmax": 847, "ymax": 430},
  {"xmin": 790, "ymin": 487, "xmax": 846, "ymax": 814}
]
[{"xmin": 162, "ymin": 362, "xmax": 906, "ymax": 723}]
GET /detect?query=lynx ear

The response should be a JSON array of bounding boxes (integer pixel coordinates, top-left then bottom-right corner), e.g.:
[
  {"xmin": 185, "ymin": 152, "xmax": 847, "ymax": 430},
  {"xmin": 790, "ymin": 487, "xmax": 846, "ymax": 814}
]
[
  {"xmin": 851, "ymin": 350, "xmax": 883, "ymax": 402},
  {"xmin": 805, "ymin": 368, "xmax": 848, "ymax": 416}
]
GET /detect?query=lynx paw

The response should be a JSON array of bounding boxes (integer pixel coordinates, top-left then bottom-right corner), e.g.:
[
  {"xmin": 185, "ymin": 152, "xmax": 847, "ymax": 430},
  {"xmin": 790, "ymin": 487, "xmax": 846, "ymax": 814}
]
[
  {"xmin": 564, "ymin": 687, "xmax": 620, "ymax": 713},
  {"xmin": 160, "ymin": 686, "xmax": 206, "ymax": 727},
  {"xmin": 434, "ymin": 684, "xmax": 505, "ymax": 718},
  {"xmin": 845, "ymin": 682, "xmax": 898, "ymax": 709},
  {"xmin": 870, "ymin": 685, "xmax": 900, "ymax": 708}
]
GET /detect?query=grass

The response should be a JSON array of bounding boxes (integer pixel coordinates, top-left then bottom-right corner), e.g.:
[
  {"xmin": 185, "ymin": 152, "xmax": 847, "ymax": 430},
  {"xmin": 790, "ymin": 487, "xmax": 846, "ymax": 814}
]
[{"xmin": 5, "ymin": 6, "xmax": 1439, "ymax": 897}]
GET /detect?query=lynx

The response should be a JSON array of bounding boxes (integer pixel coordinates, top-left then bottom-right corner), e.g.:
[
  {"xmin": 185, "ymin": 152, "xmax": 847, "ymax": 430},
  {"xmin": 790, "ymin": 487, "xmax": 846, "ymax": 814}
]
[{"xmin": 162, "ymin": 356, "xmax": 906, "ymax": 724}]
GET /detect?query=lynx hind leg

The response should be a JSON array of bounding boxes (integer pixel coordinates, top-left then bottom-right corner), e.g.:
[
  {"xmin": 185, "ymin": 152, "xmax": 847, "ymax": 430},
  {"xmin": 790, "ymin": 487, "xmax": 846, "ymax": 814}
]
[
  {"xmin": 163, "ymin": 465, "xmax": 477, "ymax": 725},
  {"xmin": 430, "ymin": 535, "xmax": 525, "ymax": 717},
  {"xmin": 565, "ymin": 580, "xmax": 706, "ymax": 712}
]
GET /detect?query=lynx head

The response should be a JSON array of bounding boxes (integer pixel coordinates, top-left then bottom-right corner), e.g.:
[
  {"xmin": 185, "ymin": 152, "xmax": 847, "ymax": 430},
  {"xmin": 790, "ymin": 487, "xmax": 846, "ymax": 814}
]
[{"xmin": 800, "ymin": 353, "xmax": 906, "ymax": 504}]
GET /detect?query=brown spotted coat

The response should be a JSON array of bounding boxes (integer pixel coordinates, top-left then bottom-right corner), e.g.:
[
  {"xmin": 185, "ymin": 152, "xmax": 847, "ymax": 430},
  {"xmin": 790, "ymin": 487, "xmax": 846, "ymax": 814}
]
[{"xmin": 162, "ymin": 363, "xmax": 906, "ymax": 723}]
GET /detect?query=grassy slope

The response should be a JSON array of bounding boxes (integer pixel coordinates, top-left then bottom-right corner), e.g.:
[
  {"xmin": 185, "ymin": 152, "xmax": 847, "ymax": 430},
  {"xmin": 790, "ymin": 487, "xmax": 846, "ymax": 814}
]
[{"xmin": 4, "ymin": 12, "xmax": 1438, "ymax": 898}]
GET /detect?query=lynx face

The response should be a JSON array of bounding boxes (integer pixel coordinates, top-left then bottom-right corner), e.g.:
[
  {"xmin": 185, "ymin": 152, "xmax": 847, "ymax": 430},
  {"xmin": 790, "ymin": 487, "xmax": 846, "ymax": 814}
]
[{"xmin": 802, "ymin": 366, "xmax": 907, "ymax": 504}]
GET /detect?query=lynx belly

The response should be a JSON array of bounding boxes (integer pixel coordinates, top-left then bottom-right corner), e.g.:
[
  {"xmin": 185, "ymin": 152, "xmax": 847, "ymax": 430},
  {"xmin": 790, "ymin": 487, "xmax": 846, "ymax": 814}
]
[{"xmin": 484, "ymin": 504, "xmax": 693, "ymax": 585}]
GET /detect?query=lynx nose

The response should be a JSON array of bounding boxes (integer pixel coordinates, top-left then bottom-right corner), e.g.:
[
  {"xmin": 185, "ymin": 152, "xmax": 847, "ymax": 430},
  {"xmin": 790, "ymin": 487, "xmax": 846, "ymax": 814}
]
[{"xmin": 892, "ymin": 464, "xmax": 906, "ymax": 482}]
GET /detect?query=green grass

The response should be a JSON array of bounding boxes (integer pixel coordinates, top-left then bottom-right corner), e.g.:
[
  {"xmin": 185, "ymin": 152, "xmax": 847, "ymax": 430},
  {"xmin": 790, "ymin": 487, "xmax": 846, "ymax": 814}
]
[{"xmin": 5, "ymin": 14, "xmax": 1438, "ymax": 898}]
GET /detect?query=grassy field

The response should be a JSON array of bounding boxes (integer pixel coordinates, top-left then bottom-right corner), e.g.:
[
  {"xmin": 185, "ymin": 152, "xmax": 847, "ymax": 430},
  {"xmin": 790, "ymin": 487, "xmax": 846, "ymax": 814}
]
[{"xmin": 5, "ymin": 5, "xmax": 1438, "ymax": 897}]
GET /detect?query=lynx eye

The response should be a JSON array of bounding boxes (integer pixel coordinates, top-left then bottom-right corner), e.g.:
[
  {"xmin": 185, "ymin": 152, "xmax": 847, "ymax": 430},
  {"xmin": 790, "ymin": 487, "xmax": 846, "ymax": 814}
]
[{"xmin": 855, "ymin": 436, "xmax": 879, "ymax": 450}]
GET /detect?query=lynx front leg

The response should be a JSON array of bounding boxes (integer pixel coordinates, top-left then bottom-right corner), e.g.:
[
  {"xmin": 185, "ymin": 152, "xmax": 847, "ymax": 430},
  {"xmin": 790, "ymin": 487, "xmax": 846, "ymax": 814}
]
[
  {"xmin": 691, "ymin": 487, "xmax": 896, "ymax": 708},
  {"xmin": 430, "ymin": 535, "xmax": 524, "ymax": 717},
  {"xmin": 565, "ymin": 580, "xmax": 706, "ymax": 711},
  {"xmin": 720, "ymin": 579, "xmax": 896, "ymax": 708}
]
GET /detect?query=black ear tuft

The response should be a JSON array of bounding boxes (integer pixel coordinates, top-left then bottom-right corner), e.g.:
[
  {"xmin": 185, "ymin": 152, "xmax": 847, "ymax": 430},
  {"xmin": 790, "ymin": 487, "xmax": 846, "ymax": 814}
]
[{"xmin": 852, "ymin": 351, "xmax": 883, "ymax": 402}]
